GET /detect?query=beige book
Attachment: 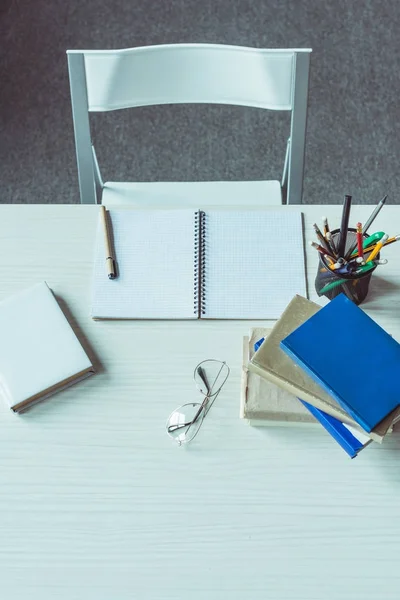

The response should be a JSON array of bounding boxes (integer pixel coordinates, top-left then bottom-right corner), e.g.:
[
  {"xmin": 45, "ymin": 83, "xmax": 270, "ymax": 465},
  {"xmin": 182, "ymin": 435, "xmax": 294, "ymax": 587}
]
[
  {"xmin": 248, "ymin": 295, "xmax": 398, "ymax": 443},
  {"xmin": 241, "ymin": 328, "xmax": 316, "ymax": 425},
  {"xmin": 0, "ymin": 282, "xmax": 95, "ymax": 413}
]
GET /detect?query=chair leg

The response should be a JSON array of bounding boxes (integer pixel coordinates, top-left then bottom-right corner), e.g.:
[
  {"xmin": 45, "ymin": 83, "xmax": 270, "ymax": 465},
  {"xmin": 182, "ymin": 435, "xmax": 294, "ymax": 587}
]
[
  {"xmin": 67, "ymin": 53, "xmax": 97, "ymax": 204},
  {"xmin": 286, "ymin": 52, "xmax": 310, "ymax": 205},
  {"xmin": 281, "ymin": 137, "xmax": 290, "ymax": 205},
  {"xmin": 92, "ymin": 145, "xmax": 104, "ymax": 204}
]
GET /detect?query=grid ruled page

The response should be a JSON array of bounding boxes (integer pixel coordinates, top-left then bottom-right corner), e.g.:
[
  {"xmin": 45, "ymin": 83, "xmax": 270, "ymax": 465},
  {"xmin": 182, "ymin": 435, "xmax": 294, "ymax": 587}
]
[
  {"xmin": 91, "ymin": 209, "xmax": 198, "ymax": 319},
  {"xmin": 202, "ymin": 210, "xmax": 307, "ymax": 319}
]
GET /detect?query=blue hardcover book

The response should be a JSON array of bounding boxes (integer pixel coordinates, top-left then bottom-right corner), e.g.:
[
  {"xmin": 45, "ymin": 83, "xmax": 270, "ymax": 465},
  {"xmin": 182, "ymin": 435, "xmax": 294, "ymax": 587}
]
[
  {"xmin": 254, "ymin": 338, "xmax": 372, "ymax": 458},
  {"xmin": 280, "ymin": 294, "xmax": 400, "ymax": 433},
  {"xmin": 253, "ymin": 336, "xmax": 372, "ymax": 456},
  {"xmin": 300, "ymin": 400, "xmax": 371, "ymax": 458}
]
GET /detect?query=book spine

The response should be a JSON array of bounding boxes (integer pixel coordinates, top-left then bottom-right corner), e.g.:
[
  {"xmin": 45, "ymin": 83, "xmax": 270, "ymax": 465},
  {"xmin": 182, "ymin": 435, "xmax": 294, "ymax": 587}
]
[
  {"xmin": 300, "ymin": 400, "xmax": 365, "ymax": 458},
  {"xmin": 247, "ymin": 359, "xmax": 382, "ymax": 443},
  {"xmin": 240, "ymin": 336, "xmax": 249, "ymax": 419},
  {"xmin": 11, "ymin": 369, "xmax": 95, "ymax": 413}
]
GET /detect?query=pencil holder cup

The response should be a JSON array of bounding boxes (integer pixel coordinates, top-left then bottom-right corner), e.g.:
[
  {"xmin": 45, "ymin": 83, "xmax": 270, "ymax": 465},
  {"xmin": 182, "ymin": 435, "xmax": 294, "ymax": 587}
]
[{"xmin": 315, "ymin": 228, "xmax": 378, "ymax": 305}]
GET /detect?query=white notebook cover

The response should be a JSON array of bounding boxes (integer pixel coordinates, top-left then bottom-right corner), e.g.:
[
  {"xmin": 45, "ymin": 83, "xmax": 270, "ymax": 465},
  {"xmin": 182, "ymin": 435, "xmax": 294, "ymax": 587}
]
[{"xmin": 0, "ymin": 282, "xmax": 93, "ymax": 410}]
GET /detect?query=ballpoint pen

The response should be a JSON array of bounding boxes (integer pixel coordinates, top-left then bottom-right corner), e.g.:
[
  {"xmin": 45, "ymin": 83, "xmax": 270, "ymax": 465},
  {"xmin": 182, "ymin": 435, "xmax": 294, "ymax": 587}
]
[
  {"xmin": 319, "ymin": 262, "xmax": 377, "ymax": 294},
  {"xmin": 100, "ymin": 205, "xmax": 117, "ymax": 279},
  {"xmin": 319, "ymin": 278, "xmax": 347, "ymax": 295},
  {"xmin": 353, "ymin": 262, "xmax": 377, "ymax": 275},
  {"xmin": 332, "ymin": 261, "xmax": 360, "ymax": 276}
]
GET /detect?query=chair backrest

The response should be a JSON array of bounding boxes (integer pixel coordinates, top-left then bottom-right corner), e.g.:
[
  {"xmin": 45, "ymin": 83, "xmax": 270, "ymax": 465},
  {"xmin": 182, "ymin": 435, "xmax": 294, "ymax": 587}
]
[{"xmin": 67, "ymin": 44, "xmax": 312, "ymax": 204}]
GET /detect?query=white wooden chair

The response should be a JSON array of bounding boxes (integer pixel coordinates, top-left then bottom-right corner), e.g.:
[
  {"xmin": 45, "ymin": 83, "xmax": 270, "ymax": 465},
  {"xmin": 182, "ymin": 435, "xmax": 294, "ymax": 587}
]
[{"xmin": 67, "ymin": 44, "xmax": 312, "ymax": 206}]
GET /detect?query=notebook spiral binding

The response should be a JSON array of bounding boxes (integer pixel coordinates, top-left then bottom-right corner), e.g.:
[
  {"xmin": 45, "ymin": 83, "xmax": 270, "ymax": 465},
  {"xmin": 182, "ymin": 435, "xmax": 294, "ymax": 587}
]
[{"xmin": 193, "ymin": 211, "xmax": 207, "ymax": 316}]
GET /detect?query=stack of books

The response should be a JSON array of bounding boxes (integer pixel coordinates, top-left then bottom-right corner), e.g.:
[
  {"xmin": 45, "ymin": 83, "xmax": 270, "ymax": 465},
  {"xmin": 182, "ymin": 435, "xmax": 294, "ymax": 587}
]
[{"xmin": 241, "ymin": 294, "xmax": 400, "ymax": 457}]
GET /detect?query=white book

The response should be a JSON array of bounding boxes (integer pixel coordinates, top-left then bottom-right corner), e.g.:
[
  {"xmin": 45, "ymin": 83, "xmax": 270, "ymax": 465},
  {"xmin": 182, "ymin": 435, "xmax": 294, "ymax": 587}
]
[
  {"xmin": 91, "ymin": 208, "xmax": 307, "ymax": 319},
  {"xmin": 0, "ymin": 282, "xmax": 95, "ymax": 412}
]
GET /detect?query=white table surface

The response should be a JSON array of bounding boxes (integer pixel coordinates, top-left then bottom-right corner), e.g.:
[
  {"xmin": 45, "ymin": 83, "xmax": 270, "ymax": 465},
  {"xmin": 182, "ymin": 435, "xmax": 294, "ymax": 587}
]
[{"xmin": 1, "ymin": 204, "xmax": 400, "ymax": 600}]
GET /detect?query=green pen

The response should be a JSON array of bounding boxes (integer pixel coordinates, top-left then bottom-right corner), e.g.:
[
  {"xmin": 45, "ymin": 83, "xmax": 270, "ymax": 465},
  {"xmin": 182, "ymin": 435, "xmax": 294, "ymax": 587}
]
[
  {"xmin": 319, "ymin": 278, "xmax": 346, "ymax": 295},
  {"xmin": 319, "ymin": 262, "xmax": 376, "ymax": 295},
  {"xmin": 351, "ymin": 231, "xmax": 385, "ymax": 256},
  {"xmin": 353, "ymin": 262, "xmax": 376, "ymax": 275}
]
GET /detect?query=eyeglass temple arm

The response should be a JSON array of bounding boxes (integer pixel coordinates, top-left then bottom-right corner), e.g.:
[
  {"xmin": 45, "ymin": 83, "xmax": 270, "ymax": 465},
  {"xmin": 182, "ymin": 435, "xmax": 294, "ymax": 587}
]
[
  {"xmin": 195, "ymin": 362, "xmax": 226, "ymax": 418},
  {"xmin": 167, "ymin": 394, "xmax": 211, "ymax": 434},
  {"xmin": 168, "ymin": 363, "xmax": 227, "ymax": 434},
  {"xmin": 167, "ymin": 420, "xmax": 193, "ymax": 433},
  {"xmin": 196, "ymin": 366, "xmax": 211, "ymax": 394}
]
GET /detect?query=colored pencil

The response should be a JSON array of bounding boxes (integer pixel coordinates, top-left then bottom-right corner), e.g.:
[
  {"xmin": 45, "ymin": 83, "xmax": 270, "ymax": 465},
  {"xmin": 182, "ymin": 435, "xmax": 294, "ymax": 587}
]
[
  {"xmin": 365, "ymin": 234, "xmax": 389, "ymax": 263},
  {"xmin": 345, "ymin": 195, "xmax": 387, "ymax": 260},
  {"xmin": 313, "ymin": 223, "xmax": 331, "ymax": 253},
  {"xmin": 309, "ymin": 241, "xmax": 335, "ymax": 258}
]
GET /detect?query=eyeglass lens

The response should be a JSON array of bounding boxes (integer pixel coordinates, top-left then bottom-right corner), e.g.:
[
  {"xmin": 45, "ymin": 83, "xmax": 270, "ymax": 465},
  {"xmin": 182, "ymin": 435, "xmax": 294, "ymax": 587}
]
[
  {"xmin": 194, "ymin": 360, "xmax": 229, "ymax": 397},
  {"xmin": 166, "ymin": 402, "xmax": 205, "ymax": 445}
]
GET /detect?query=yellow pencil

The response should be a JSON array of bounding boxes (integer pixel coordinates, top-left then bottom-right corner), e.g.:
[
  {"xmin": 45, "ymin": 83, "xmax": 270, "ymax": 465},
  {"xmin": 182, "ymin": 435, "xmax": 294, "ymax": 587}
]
[
  {"xmin": 365, "ymin": 234, "xmax": 388, "ymax": 263},
  {"xmin": 358, "ymin": 234, "xmax": 400, "ymax": 256}
]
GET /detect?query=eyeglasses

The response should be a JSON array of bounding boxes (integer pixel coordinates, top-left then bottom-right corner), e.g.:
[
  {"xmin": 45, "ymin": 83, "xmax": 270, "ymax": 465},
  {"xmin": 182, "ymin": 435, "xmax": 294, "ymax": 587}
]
[{"xmin": 166, "ymin": 359, "xmax": 230, "ymax": 446}]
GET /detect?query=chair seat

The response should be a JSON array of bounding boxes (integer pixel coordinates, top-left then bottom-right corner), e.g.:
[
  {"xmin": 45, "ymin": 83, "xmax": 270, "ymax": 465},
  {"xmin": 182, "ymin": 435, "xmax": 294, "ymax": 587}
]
[{"xmin": 101, "ymin": 180, "xmax": 282, "ymax": 207}]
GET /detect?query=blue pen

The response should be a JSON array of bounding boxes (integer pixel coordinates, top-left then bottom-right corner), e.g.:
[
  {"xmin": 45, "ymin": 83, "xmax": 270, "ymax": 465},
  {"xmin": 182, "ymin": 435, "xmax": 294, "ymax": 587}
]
[{"xmin": 333, "ymin": 262, "xmax": 359, "ymax": 276}]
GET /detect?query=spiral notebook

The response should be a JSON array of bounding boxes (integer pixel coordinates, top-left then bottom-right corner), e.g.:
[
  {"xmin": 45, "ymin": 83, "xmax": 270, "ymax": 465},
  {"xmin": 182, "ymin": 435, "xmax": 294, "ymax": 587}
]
[{"xmin": 91, "ymin": 208, "xmax": 306, "ymax": 320}]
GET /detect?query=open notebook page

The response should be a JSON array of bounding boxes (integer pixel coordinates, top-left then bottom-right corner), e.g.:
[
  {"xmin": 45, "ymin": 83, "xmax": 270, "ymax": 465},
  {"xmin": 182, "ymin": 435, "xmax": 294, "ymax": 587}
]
[
  {"xmin": 202, "ymin": 210, "xmax": 307, "ymax": 319},
  {"xmin": 91, "ymin": 209, "xmax": 197, "ymax": 319}
]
